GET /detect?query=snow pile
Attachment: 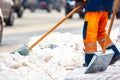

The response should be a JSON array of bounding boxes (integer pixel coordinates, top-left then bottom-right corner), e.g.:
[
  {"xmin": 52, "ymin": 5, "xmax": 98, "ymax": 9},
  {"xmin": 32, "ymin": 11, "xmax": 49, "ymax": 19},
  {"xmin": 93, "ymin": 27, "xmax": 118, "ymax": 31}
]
[
  {"xmin": 0, "ymin": 30, "xmax": 120, "ymax": 80},
  {"xmin": 0, "ymin": 32, "xmax": 84, "ymax": 80}
]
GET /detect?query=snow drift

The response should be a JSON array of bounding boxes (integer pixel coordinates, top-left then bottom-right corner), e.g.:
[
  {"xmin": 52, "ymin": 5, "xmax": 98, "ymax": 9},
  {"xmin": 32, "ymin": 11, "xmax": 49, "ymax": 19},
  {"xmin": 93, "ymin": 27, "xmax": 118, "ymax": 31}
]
[{"xmin": 0, "ymin": 28, "xmax": 120, "ymax": 80}]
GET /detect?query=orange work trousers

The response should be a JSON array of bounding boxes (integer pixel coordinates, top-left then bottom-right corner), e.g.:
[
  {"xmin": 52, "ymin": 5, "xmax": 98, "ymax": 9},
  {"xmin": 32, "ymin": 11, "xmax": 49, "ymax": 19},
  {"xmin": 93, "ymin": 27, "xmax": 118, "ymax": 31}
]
[{"xmin": 83, "ymin": 12, "xmax": 113, "ymax": 54}]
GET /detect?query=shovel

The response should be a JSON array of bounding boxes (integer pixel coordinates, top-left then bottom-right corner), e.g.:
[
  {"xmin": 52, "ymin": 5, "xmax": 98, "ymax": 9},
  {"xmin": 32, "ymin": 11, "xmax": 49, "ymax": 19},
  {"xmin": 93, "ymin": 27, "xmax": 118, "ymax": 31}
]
[
  {"xmin": 10, "ymin": 6, "xmax": 80, "ymax": 56},
  {"xmin": 85, "ymin": 0, "xmax": 120, "ymax": 73}
]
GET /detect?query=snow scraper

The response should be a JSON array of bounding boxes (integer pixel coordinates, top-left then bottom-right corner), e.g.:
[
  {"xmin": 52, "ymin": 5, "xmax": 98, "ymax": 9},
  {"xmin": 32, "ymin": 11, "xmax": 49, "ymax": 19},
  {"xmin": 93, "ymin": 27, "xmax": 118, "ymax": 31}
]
[
  {"xmin": 10, "ymin": 6, "xmax": 80, "ymax": 56},
  {"xmin": 85, "ymin": 0, "xmax": 120, "ymax": 74}
]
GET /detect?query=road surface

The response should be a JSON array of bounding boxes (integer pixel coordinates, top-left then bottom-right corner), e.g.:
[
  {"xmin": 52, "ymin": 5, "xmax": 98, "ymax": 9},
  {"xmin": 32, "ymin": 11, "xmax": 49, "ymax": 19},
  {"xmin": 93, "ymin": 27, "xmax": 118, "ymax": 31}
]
[{"xmin": 0, "ymin": 9, "xmax": 84, "ymax": 53}]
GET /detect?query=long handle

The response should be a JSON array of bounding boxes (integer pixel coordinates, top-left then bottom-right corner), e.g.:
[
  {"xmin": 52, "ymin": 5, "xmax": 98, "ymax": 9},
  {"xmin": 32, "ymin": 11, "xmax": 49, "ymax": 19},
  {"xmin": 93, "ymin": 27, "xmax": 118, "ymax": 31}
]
[
  {"xmin": 28, "ymin": 6, "xmax": 80, "ymax": 50},
  {"xmin": 103, "ymin": 0, "xmax": 119, "ymax": 53}
]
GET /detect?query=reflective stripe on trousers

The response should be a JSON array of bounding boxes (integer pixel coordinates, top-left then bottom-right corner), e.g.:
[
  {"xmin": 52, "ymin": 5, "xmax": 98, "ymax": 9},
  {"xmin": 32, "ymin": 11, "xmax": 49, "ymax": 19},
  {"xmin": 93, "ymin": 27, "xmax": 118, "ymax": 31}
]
[{"xmin": 83, "ymin": 12, "xmax": 113, "ymax": 54}]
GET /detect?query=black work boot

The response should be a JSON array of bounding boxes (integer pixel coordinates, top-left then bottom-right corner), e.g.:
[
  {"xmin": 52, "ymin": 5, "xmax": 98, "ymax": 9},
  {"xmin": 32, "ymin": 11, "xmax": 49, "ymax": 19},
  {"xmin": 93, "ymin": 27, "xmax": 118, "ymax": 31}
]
[
  {"xmin": 110, "ymin": 56, "xmax": 120, "ymax": 65},
  {"xmin": 83, "ymin": 54, "xmax": 94, "ymax": 67},
  {"xmin": 83, "ymin": 63, "xmax": 88, "ymax": 67},
  {"xmin": 107, "ymin": 44, "xmax": 120, "ymax": 65}
]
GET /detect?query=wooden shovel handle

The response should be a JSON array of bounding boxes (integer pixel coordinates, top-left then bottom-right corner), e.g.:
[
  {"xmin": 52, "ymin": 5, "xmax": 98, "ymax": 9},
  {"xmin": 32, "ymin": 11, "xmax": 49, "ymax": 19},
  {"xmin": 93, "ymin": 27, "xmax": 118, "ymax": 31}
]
[
  {"xmin": 28, "ymin": 6, "xmax": 80, "ymax": 50},
  {"xmin": 103, "ymin": 0, "xmax": 119, "ymax": 53}
]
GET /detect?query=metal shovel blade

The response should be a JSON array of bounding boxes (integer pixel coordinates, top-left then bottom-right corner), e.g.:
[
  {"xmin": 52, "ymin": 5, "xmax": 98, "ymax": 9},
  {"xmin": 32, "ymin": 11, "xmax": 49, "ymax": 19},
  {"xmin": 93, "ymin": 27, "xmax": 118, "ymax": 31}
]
[
  {"xmin": 10, "ymin": 46, "xmax": 31, "ymax": 56},
  {"xmin": 85, "ymin": 49, "xmax": 114, "ymax": 74}
]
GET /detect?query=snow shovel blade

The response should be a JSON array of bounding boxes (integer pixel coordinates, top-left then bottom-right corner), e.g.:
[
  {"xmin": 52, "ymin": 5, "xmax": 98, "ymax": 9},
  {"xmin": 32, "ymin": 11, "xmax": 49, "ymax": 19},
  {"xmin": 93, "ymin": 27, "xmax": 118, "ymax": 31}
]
[
  {"xmin": 10, "ymin": 46, "xmax": 31, "ymax": 56},
  {"xmin": 85, "ymin": 49, "xmax": 114, "ymax": 74}
]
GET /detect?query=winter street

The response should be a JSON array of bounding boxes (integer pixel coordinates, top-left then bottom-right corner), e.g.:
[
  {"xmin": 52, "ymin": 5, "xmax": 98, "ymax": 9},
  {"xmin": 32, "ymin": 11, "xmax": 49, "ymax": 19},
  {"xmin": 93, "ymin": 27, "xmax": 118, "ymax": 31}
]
[
  {"xmin": 0, "ymin": 8, "xmax": 120, "ymax": 80},
  {"xmin": 0, "ymin": 9, "xmax": 84, "ymax": 53}
]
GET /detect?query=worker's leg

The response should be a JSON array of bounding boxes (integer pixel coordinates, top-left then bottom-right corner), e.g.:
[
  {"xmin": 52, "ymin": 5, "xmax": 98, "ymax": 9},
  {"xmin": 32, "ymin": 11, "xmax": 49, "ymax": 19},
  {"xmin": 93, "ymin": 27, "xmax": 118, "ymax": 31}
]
[
  {"xmin": 98, "ymin": 12, "xmax": 120, "ymax": 65},
  {"xmin": 97, "ymin": 12, "xmax": 113, "ymax": 48},
  {"xmin": 83, "ymin": 12, "xmax": 101, "ymax": 66}
]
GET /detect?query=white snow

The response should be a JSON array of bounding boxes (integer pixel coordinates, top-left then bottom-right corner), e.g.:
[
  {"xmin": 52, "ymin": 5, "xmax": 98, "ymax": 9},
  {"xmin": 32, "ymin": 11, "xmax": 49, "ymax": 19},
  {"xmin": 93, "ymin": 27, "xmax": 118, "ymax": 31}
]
[{"xmin": 0, "ymin": 28, "xmax": 120, "ymax": 80}]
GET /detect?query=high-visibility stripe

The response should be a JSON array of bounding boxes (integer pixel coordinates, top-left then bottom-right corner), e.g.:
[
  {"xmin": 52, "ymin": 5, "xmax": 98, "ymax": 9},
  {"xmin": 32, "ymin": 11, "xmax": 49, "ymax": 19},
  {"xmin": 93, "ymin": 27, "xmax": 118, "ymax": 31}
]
[
  {"xmin": 98, "ymin": 38, "xmax": 106, "ymax": 43},
  {"xmin": 98, "ymin": 37, "xmax": 113, "ymax": 49},
  {"xmin": 84, "ymin": 44, "xmax": 97, "ymax": 53},
  {"xmin": 84, "ymin": 43, "xmax": 97, "ymax": 47},
  {"xmin": 84, "ymin": 50, "xmax": 97, "ymax": 54}
]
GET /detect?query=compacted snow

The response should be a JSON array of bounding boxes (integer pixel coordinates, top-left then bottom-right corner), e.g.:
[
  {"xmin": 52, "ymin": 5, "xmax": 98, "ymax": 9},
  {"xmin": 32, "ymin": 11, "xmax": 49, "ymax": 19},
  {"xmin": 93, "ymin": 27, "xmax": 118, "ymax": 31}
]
[{"xmin": 0, "ymin": 28, "xmax": 120, "ymax": 80}]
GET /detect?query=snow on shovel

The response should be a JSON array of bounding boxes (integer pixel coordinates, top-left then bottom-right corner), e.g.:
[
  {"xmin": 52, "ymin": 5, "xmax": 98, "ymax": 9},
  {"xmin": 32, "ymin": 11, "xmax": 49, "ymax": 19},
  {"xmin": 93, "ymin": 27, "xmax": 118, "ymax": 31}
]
[
  {"xmin": 85, "ymin": 0, "xmax": 120, "ymax": 74},
  {"xmin": 10, "ymin": 6, "xmax": 80, "ymax": 56}
]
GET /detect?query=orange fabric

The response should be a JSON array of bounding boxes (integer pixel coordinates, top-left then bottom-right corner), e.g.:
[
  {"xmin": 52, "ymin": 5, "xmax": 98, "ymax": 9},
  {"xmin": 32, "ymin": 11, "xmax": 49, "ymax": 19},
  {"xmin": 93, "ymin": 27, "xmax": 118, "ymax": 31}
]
[
  {"xmin": 83, "ymin": 12, "xmax": 113, "ymax": 53},
  {"xmin": 99, "ymin": 38, "xmax": 113, "ymax": 49}
]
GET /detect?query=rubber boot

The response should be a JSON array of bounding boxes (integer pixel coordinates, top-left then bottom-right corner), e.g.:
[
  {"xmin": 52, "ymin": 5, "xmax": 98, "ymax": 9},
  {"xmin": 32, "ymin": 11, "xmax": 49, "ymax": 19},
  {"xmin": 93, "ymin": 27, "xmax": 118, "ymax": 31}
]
[
  {"xmin": 107, "ymin": 44, "xmax": 120, "ymax": 65},
  {"xmin": 83, "ymin": 54, "xmax": 94, "ymax": 67}
]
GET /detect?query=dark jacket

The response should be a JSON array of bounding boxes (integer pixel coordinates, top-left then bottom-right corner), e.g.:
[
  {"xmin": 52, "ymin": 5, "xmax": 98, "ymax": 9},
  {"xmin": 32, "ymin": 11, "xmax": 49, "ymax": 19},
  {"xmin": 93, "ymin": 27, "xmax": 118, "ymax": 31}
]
[{"xmin": 75, "ymin": 0, "xmax": 114, "ymax": 13}]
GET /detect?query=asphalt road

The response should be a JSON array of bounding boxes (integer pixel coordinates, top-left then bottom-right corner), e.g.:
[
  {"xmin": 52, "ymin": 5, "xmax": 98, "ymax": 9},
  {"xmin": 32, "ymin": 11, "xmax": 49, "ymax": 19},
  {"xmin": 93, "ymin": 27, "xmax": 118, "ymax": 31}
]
[{"xmin": 0, "ymin": 9, "xmax": 84, "ymax": 53}]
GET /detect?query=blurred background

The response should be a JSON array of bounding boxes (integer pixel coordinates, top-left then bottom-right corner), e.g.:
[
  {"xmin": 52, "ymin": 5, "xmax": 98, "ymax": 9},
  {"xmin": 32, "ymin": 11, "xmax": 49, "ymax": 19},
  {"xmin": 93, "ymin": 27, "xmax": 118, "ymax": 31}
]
[{"xmin": 0, "ymin": 0, "xmax": 120, "ymax": 53}]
